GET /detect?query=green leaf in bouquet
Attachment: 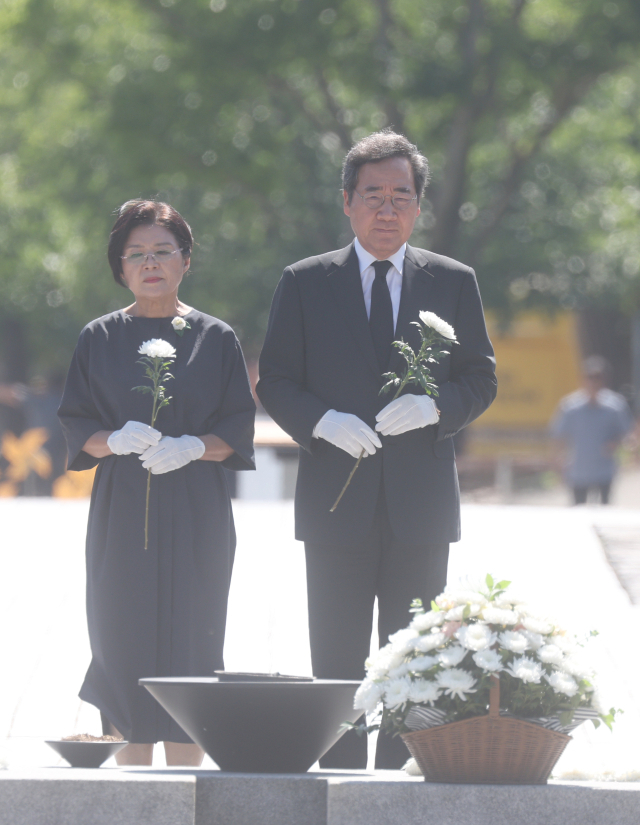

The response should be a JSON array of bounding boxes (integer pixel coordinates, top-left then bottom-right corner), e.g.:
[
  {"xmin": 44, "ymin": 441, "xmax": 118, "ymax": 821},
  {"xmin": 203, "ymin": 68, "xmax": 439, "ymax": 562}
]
[{"xmin": 486, "ymin": 573, "xmax": 494, "ymax": 589}]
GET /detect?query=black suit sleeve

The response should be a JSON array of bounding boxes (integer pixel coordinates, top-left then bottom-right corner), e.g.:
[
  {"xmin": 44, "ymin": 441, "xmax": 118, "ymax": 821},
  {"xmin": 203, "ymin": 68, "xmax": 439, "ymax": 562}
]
[
  {"xmin": 257, "ymin": 268, "xmax": 330, "ymax": 451},
  {"xmin": 57, "ymin": 328, "xmax": 105, "ymax": 472},
  {"xmin": 435, "ymin": 268, "xmax": 497, "ymax": 440}
]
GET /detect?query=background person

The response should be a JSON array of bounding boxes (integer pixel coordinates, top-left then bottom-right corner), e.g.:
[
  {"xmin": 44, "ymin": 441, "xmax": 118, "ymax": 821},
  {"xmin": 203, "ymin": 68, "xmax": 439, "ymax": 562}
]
[
  {"xmin": 58, "ymin": 200, "xmax": 255, "ymax": 766},
  {"xmin": 257, "ymin": 131, "xmax": 496, "ymax": 769},
  {"xmin": 551, "ymin": 355, "xmax": 634, "ymax": 505}
]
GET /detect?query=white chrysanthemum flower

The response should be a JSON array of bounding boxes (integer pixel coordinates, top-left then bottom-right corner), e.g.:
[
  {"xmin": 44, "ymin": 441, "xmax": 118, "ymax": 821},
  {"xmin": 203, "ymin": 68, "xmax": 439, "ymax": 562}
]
[
  {"xmin": 408, "ymin": 680, "xmax": 441, "ymax": 705},
  {"xmin": 499, "ymin": 630, "xmax": 530, "ymax": 654},
  {"xmin": 549, "ymin": 633, "xmax": 577, "ymax": 654},
  {"xmin": 560, "ymin": 655, "xmax": 593, "ymax": 680},
  {"xmin": 354, "ymin": 679, "xmax": 385, "ymax": 711},
  {"xmin": 413, "ymin": 631, "xmax": 447, "ymax": 653},
  {"xmin": 456, "ymin": 623, "xmax": 497, "ymax": 651},
  {"xmin": 409, "ymin": 654, "xmax": 438, "ymax": 672},
  {"xmin": 546, "ymin": 671, "xmax": 579, "ymax": 698},
  {"xmin": 521, "ymin": 616, "xmax": 554, "ymax": 635},
  {"xmin": 388, "ymin": 662, "xmax": 412, "ymax": 679},
  {"xmin": 444, "ymin": 604, "xmax": 481, "ymax": 621},
  {"xmin": 482, "ymin": 606, "xmax": 518, "ymax": 625},
  {"xmin": 171, "ymin": 316, "xmax": 187, "ymax": 331},
  {"xmin": 388, "ymin": 627, "xmax": 419, "ymax": 655},
  {"xmin": 138, "ymin": 338, "xmax": 176, "ymax": 359},
  {"xmin": 419, "ymin": 310, "xmax": 456, "ymax": 340},
  {"xmin": 505, "ymin": 656, "xmax": 543, "ymax": 684},
  {"xmin": 537, "ymin": 644, "xmax": 564, "ymax": 666},
  {"xmin": 438, "ymin": 645, "xmax": 468, "ymax": 668},
  {"xmin": 410, "ymin": 610, "xmax": 445, "ymax": 632},
  {"xmin": 472, "ymin": 648, "xmax": 504, "ymax": 672},
  {"xmin": 384, "ymin": 677, "xmax": 412, "ymax": 709},
  {"xmin": 443, "ymin": 586, "xmax": 487, "ymax": 606},
  {"xmin": 365, "ymin": 646, "xmax": 405, "ymax": 677},
  {"xmin": 523, "ymin": 631, "xmax": 545, "ymax": 650},
  {"xmin": 436, "ymin": 668, "xmax": 477, "ymax": 701},
  {"xmin": 435, "ymin": 594, "xmax": 454, "ymax": 610},
  {"xmin": 492, "ymin": 593, "xmax": 516, "ymax": 609}
]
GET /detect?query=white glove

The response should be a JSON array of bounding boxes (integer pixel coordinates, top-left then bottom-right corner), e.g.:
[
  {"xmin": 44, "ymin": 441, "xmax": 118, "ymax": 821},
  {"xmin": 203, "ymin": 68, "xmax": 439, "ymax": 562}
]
[
  {"xmin": 139, "ymin": 435, "xmax": 205, "ymax": 474},
  {"xmin": 375, "ymin": 395, "xmax": 439, "ymax": 436},
  {"xmin": 313, "ymin": 410, "xmax": 382, "ymax": 459},
  {"xmin": 107, "ymin": 420, "xmax": 162, "ymax": 455}
]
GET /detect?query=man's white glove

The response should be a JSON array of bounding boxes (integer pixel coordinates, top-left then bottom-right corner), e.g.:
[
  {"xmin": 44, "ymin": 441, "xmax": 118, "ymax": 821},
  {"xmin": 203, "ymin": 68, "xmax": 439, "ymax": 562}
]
[
  {"xmin": 313, "ymin": 410, "xmax": 382, "ymax": 459},
  {"xmin": 139, "ymin": 435, "xmax": 205, "ymax": 474},
  {"xmin": 375, "ymin": 395, "xmax": 439, "ymax": 436},
  {"xmin": 107, "ymin": 420, "xmax": 162, "ymax": 455}
]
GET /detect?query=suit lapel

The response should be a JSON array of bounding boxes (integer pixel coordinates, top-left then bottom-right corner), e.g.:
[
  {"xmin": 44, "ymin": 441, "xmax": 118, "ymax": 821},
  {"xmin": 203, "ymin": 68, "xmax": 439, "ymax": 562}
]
[
  {"xmin": 391, "ymin": 245, "xmax": 436, "ymax": 372},
  {"xmin": 326, "ymin": 244, "xmax": 381, "ymax": 379}
]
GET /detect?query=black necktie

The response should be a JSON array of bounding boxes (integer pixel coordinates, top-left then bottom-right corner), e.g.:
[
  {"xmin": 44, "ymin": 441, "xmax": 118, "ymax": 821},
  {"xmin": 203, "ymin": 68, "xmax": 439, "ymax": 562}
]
[{"xmin": 369, "ymin": 260, "xmax": 394, "ymax": 372}]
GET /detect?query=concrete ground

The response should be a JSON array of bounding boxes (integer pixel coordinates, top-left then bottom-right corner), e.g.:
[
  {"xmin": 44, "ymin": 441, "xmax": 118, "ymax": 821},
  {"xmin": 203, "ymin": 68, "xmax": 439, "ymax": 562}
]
[{"xmin": 1, "ymin": 476, "xmax": 639, "ymax": 781}]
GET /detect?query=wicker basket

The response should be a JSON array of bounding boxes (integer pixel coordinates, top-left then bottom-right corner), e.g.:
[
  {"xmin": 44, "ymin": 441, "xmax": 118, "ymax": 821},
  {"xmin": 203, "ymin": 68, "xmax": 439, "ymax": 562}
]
[{"xmin": 400, "ymin": 677, "xmax": 571, "ymax": 784}]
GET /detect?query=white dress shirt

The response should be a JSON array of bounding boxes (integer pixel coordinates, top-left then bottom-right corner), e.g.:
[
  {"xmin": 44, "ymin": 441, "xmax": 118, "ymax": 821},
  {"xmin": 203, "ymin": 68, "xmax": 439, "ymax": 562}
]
[{"xmin": 354, "ymin": 237, "xmax": 405, "ymax": 332}]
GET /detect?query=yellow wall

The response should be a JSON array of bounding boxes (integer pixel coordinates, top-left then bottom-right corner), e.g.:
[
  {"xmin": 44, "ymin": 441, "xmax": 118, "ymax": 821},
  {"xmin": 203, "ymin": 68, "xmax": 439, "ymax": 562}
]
[{"xmin": 475, "ymin": 312, "xmax": 582, "ymax": 431}]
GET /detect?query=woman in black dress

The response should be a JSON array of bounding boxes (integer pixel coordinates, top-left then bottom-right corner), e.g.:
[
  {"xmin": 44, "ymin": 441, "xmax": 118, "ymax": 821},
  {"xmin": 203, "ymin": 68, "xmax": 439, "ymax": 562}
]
[{"xmin": 58, "ymin": 200, "xmax": 255, "ymax": 765}]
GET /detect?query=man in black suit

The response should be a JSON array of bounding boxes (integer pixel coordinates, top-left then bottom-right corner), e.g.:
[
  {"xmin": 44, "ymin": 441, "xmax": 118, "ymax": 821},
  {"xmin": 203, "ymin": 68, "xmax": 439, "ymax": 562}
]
[{"xmin": 257, "ymin": 131, "xmax": 496, "ymax": 769}]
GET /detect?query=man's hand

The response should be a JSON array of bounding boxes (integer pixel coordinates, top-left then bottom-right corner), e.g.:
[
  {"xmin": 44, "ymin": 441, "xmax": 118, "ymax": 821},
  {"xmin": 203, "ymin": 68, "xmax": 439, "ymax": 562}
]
[
  {"xmin": 107, "ymin": 420, "xmax": 162, "ymax": 455},
  {"xmin": 314, "ymin": 410, "xmax": 382, "ymax": 458},
  {"xmin": 140, "ymin": 435, "xmax": 205, "ymax": 474},
  {"xmin": 375, "ymin": 395, "xmax": 439, "ymax": 436}
]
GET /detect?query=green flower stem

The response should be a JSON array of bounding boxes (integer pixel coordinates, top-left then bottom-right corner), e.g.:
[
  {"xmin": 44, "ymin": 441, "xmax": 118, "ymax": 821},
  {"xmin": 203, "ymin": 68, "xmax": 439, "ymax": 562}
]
[
  {"xmin": 138, "ymin": 356, "xmax": 173, "ymax": 550},
  {"xmin": 143, "ymin": 388, "xmax": 161, "ymax": 551}
]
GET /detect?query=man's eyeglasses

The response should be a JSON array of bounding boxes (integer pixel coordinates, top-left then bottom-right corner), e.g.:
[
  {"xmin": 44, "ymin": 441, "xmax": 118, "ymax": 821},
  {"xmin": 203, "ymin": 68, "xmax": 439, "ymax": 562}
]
[
  {"xmin": 353, "ymin": 192, "xmax": 418, "ymax": 211},
  {"xmin": 121, "ymin": 249, "xmax": 181, "ymax": 264}
]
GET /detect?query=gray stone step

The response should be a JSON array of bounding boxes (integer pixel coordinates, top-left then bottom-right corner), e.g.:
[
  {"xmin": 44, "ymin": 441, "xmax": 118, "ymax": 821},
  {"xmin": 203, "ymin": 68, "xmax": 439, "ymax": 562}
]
[{"xmin": 1, "ymin": 769, "xmax": 638, "ymax": 825}]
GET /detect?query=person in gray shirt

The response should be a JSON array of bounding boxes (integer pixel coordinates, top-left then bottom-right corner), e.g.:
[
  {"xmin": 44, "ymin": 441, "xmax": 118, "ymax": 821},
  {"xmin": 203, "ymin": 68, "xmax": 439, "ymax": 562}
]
[{"xmin": 551, "ymin": 356, "xmax": 634, "ymax": 504}]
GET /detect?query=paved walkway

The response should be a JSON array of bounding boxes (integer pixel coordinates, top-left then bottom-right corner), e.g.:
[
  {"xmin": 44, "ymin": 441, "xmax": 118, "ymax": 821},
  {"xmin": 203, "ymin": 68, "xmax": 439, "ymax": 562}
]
[{"xmin": 1, "ymin": 497, "xmax": 639, "ymax": 780}]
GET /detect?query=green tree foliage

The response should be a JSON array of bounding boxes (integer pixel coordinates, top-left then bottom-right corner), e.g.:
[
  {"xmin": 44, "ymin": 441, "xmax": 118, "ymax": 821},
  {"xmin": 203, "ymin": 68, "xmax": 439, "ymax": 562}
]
[{"xmin": 1, "ymin": 0, "xmax": 640, "ymax": 377}]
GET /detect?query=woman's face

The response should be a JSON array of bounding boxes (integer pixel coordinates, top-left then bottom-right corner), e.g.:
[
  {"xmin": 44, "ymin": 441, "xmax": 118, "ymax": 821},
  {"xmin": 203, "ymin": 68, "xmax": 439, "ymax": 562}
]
[{"xmin": 120, "ymin": 223, "xmax": 190, "ymax": 302}]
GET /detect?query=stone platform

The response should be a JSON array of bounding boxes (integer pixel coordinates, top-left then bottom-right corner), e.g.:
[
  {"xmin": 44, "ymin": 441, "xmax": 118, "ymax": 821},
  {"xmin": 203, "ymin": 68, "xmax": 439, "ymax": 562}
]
[{"xmin": 1, "ymin": 769, "xmax": 639, "ymax": 825}]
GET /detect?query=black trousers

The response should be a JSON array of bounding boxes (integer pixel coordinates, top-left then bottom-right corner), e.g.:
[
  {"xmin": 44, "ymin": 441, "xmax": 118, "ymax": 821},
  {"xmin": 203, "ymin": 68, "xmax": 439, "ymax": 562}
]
[
  {"xmin": 573, "ymin": 482, "xmax": 611, "ymax": 505},
  {"xmin": 304, "ymin": 485, "xmax": 449, "ymax": 770}
]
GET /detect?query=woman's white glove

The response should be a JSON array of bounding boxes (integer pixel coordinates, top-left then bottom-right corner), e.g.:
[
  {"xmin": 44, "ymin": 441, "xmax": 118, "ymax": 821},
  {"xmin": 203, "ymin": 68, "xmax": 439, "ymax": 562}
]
[
  {"xmin": 107, "ymin": 421, "xmax": 162, "ymax": 455},
  {"xmin": 140, "ymin": 435, "xmax": 205, "ymax": 474},
  {"xmin": 375, "ymin": 395, "xmax": 439, "ymax": 436},
  {"xmin": 313, "ymin": 410, "xmax": 382, "ymax": 458}
]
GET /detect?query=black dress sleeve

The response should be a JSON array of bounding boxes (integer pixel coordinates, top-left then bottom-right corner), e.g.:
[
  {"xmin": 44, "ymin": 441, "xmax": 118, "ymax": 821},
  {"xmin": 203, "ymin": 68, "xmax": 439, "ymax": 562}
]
[
  {"xmin": 57, "ymin": 328, "xmax": 104, "ymax": 472},
  {"xmin": 209, "ymin": 330, "xmax": 256, "ymax": 472}
]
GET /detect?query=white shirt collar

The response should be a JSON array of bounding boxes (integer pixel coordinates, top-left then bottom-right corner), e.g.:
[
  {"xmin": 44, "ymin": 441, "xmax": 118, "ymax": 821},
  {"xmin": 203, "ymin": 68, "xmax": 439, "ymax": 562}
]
[{"xmin": 353, "ymin": 238, "xmax": 406, "ymax": 276}]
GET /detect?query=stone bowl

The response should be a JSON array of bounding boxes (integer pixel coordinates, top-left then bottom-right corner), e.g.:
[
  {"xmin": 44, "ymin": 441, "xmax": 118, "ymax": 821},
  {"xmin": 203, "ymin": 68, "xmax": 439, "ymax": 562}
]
[
  {"xmin": 45, "ymin": 740, "xmax": 128, "ymax": 768},
  {"xmin": 140, "ymin": 675, "xmax": 363, "ymax": 773}
]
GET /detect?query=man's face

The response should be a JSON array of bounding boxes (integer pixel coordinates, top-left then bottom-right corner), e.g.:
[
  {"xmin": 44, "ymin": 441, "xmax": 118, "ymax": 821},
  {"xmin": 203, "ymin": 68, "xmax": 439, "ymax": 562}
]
[{"xmin": 343, "ymin": 156, "xmax": 420, "ymax": 260}]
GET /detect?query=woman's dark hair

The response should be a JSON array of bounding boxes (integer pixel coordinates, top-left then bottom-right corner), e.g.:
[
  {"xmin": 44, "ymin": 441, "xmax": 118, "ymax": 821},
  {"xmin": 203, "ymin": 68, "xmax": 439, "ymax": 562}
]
[
  {"xmin": 342, "ymin": 129, "xmax": 430, "ymax": 204},
  {"xmin": 108, "ymin": 199, "xmax": 194, "ymax": 287}
]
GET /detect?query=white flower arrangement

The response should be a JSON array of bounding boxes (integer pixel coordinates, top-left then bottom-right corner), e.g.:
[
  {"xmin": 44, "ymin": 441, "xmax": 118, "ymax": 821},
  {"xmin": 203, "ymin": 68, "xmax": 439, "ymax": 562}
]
[{"xmin": 353, "ymin": 575, "xmax": 618, "ymax": 739}]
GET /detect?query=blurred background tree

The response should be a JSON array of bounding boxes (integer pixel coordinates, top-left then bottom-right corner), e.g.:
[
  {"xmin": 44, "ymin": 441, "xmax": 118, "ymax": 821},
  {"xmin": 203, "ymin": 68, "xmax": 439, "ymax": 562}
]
[{"xmin": 1, "ymin": 0, "xmax": 639, "ymax": 388}]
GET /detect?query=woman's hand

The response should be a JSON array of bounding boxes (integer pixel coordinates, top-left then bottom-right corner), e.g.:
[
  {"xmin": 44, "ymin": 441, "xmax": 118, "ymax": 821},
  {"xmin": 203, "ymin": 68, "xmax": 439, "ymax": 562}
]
[
  {"xmin": 82, "ymin": 422, "xmax": 162, "ymax": 458},
  {"xmin": 107, "ymin": 421, "xmax": 162, "ymax": 455},
  {"xmin": 140, "ymin": 435, "xmax": 205, "ymax": 474}
]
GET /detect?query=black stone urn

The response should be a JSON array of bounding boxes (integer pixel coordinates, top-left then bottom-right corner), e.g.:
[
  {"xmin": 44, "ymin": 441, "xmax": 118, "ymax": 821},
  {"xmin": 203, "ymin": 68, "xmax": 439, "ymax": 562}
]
[{"xmin": 140, "ymin": 673, "xmax": 363, "ymax": 773}]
